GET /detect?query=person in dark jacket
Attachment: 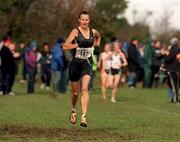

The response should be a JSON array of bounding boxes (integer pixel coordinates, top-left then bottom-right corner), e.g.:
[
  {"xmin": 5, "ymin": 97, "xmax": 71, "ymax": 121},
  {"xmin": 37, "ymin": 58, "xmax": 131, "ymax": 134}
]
[
  {"xmin": 161, "ymin": 37, "xmax": 180, "ymax": 103},
  {"xmin": 39, "ymin": 42, "xmax": 51, "ymax": 90},
  {"xmin": 0, "ymin": 35, "xmax": 16, "ymax": 95},
  {"xmin": 8, "ymin": 43, "xmax": 20, "ymax": 95},
  {"xmin": 127, "ymin": 38, "xmax": 141, "ymax": 88},
  {"xmin": 151, "ymin": 40, "xmax": 164, "ymax": 88},
  {"xmin": 18, "ymin": 43, "xmax": 27, "ymax": 83}
]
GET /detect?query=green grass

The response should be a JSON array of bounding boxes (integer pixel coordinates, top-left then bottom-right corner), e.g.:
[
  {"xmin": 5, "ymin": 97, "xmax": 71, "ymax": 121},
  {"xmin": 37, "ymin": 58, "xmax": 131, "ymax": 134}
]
[{"xmin": 0, "ymin": 74, "xmax": 180, "ymax": 142}]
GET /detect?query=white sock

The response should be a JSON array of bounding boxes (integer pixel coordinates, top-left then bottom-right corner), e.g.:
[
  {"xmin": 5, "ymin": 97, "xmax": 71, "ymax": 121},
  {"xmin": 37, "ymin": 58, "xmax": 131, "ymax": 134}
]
[{"xmin": 72, "ymin": 107, "xmax": 77, "ymax": 112}]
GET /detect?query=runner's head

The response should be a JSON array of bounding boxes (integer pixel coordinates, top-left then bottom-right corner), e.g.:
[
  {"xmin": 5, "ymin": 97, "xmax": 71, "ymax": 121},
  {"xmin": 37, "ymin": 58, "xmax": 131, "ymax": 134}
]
[
  {"xmin": 104, "ymin": 43, "xmax": 111, "ymax": 52},
  {"xmin": 113, "ymin": 41, "xmax": 121, "ymax": 53},
  {"xmin": 78, "ymin": 10, "xmax": 90, "ymax": 29}
]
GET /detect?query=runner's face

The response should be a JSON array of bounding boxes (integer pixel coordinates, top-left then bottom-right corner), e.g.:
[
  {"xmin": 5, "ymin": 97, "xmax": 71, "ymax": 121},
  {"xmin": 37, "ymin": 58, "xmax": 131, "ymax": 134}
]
[
  {"xmin": 104, "ymin": 44, "xmax": 110, "ymax": 52},
  {"xmin": 79, "ymin": 14, "xmax": 90, "ymax": 29},
  {"xmin": 113, "ymin": 43, "xmax": 120, "ymax": 53}
]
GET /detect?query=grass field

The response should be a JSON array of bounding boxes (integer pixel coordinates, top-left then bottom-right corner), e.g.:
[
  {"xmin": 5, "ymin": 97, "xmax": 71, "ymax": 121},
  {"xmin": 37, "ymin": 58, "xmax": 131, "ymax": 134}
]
[{"xmin": 0, "ymin": 74, "xmax": 180, "ymax": 142}]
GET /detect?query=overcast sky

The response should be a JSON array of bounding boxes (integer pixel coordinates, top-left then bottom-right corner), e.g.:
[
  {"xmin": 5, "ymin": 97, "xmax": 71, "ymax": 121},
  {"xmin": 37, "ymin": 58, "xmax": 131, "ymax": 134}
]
[{"xmin": 125, "ymin": 0, "xmax": 180, "ymax": 33}]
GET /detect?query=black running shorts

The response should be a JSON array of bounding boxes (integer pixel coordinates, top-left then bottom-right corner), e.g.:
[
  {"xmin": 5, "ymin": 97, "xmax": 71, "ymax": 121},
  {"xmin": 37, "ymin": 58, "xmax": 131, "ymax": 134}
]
[
  {"xmin": 105, "ymin": 69, "xmax": 110, "ymax": 74},
  {"xmin": 110, "ymin": 68, "xmax": 121, "ymax": 75},
  {"xmin": 69, "ymin": 58, "xmax": 92, "ymax": 82}
]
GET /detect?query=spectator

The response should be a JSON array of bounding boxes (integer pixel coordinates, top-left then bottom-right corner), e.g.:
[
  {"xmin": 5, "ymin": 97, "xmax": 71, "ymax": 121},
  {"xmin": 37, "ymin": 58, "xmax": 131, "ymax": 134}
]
[
  {"xmin": 39, "ymin": 42, "xmax": 51, "ymax": 90},
  {"xmin": 143, "ymin": 39, "xmax": 153, "ymax": 88},
  {"xmin": 58, "ymin": 41, "xmax": 71, "ymax": 94},
  {"xmin": 25, "ymin": 41, "xmax": 37, "ymax": 94},
  {"xmin": 151, "ymin": 40, "xmax": 164, "ymax": 88},
  {"xmin": 51, "ymin": 38, "xmax": 65, "ymax": 94},
  {"xmin": 0, "ymin": 35, "xmax": 16, "ymax": 95},
  {"xmin": 18, "ymin": 43, "xmax": 27, "ymax": 83},
  {"xmin": 176, "ymin": 53, "xmax": 180, "ymax": 62},
  {"xmin": 0, "ymin": 40, "xmax": 3, "ymax": 95},
  {"xmin": 127, "ymin": 38, "xmax": 141, "ymax": 88},
  {"xmin": 161, "ymin": 37, "xmax": 180, "ymax": 103},
  {"xmin": 8, "ymin": 43, "xmax": 20, "ymax": 95}
]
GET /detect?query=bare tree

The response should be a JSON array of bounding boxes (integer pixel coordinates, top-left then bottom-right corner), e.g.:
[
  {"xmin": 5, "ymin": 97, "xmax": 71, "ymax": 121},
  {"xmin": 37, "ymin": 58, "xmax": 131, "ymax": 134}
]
[
  {"xmin": 154, "ymin": 4, "xmax": 174, "ymax": 35},
  {"xmin": 25, "ymin": 0, "xmax": 90, "ymax": 45}
]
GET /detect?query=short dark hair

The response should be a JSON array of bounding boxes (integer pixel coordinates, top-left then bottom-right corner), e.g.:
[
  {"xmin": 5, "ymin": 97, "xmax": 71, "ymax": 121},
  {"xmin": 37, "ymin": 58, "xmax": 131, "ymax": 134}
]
[
  {"xmin": 152, "ymin": 40, "xmax": 159, "ymax": 44},
  {"xmin": 43, "ymin": 42, "xmax": 48, "ymax": 46},
  {"xmin": 57, "ymin": 37, "xmax": 65, "ymax": 43},
  {"xmin": 2, "ymin": 35, "xmax": 11, "ymax": 42},
  {"xmin": 79, "ymin": 10, "xmax": 89, "ymax": 19},
  {"xmin": 130, "ymin": 37, "xmax": 137, "ymax": 42}
]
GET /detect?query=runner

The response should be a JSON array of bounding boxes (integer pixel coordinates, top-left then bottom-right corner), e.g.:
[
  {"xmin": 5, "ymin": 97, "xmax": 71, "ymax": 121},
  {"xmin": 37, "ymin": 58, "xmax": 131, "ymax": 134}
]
[
  {"xmin": 63, "ymin": 10, "xmax": 101, "ymax": 127},
  {"xmin": 98, "ymin": 43, "xmax": 112, "ymax": 100},
  {"xmin": 109, "ymin": 41, "xmax": 128, "ymax": 103}
]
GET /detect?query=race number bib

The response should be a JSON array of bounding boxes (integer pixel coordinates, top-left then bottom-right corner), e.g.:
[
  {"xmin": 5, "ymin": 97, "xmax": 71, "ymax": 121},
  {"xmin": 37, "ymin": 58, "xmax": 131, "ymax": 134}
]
[{"xmin": 75, "ymin": 47, "xmax": 92, "ymax": 59}]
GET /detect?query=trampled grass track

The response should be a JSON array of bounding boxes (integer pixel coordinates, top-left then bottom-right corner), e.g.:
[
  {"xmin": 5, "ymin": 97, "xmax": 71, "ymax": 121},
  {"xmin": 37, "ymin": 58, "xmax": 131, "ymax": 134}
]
[{"xmin": 0, "ymin": 78, "xmax": 180, "ymax": 142}]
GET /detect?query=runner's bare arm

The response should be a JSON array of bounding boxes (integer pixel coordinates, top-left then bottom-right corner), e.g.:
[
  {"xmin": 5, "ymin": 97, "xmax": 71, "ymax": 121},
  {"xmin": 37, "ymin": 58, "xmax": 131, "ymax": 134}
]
[
  {"xmin": 97, "ymin": 53, "xmax": 102, "ymax": 68},
  {"xmin": 92, "ymin": 29, "xmax": 101, "ymax": 46},
  {"xmin": 120, "ymin": 52, "xmax": 128, "ymax": 67},
  {"xmin": 63, "ymin": 29, "xmax": 78, "ymax": 50}
]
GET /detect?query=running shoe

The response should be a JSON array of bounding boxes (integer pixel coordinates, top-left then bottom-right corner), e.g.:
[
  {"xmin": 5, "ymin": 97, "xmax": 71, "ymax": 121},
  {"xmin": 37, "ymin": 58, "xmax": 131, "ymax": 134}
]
[
  {"xmin": 80, "ymin": 114, "xmax": 87, "ymax": 127},
  {"xmin": 102, "ymin": 95, "xmax": 107, "ymax": 100},
  {"xmin": 111, "ymin": 97, "xmax": 117, "ymax": 103},
  {"xmin": 70, "ymin": 110, "xmax": 77, "ymax": 124}
]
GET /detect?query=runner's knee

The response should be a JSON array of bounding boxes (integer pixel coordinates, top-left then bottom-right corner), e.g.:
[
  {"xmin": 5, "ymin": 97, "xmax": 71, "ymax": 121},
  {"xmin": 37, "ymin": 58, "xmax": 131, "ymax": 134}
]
[
  {"xmin": 113, "ymin": 83, "xmax": 119, "ymax": 88},
  {"xmin": 101, "ymin": 83, "xmax": 106, "ymax": 88},
  {"xmin": 81, "ymin": 87, "xmax": 88, "ymax": 95},
  {"xmin": 72, "ymin": 89, "xmax": 80, "ymax": 96}
]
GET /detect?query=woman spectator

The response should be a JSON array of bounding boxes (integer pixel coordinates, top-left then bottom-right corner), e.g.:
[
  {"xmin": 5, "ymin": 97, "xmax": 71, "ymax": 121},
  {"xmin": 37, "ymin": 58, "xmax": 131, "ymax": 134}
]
[{"xmin": 25, "ymin": 41, "xmax": 37, "ymax": 94}]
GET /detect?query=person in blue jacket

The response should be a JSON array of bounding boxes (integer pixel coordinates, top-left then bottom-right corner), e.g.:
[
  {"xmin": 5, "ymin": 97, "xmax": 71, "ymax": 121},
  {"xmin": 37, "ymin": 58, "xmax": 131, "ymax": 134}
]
[{"xmin": 51, "ymin": 38, "xmax": 65, "ymax": 94}]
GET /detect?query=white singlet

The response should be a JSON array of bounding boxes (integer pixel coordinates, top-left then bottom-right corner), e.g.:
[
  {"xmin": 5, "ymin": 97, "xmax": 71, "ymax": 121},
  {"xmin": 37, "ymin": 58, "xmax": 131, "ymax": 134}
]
[
  {"xmin": 111, "ymin": 54, "xmax": 121, "ymax": 69},
  {"xmin": 101, "ymin": 52, "xmax": 112, "ymax": 70}
]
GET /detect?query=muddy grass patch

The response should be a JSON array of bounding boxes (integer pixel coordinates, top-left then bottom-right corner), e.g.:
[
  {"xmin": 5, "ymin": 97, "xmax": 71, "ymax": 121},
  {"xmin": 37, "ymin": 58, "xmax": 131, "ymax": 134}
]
[{"xmin": 0, "ymin": 125, "xmax": 142, "ymax": 141}]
